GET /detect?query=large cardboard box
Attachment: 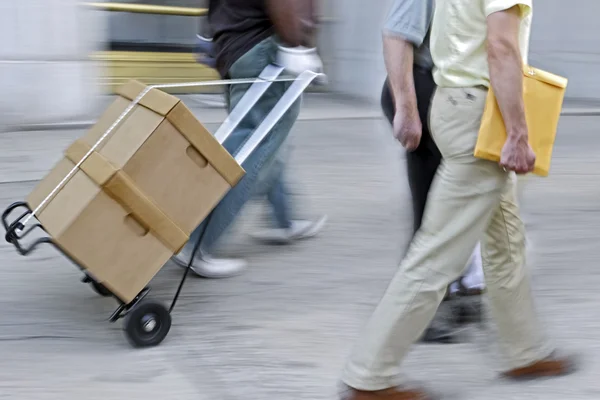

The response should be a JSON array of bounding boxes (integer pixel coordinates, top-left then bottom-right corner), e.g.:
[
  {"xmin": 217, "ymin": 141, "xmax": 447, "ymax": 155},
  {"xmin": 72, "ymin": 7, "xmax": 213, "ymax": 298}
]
[{"xmin": 27, "ymin": 81, "xmax": 245, "ymax": 303}]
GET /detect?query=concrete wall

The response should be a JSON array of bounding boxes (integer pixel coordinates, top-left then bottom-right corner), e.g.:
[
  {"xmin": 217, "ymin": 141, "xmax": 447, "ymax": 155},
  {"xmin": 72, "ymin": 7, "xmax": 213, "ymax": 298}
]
[
  {"xmin": 325, "ymin": 0, "xmax": 392, "ymax": 102},
  {"xmin": 326, "ymin": 0, "xmax": 600, "ymax": 102},
  {"xmin": 528, "ymin": 0, "xmax": 600, "ymax": 100},
  {"xmin": 0, "ymin": 0, "xmax": 105, "ymax": 128}
]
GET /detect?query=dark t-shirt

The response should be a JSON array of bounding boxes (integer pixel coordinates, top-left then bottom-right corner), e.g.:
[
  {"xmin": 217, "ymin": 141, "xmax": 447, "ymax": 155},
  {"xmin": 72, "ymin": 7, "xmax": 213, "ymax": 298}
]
[{"xmin": 208, "ymin": 0, "xmax": 275, "ymax": 77}]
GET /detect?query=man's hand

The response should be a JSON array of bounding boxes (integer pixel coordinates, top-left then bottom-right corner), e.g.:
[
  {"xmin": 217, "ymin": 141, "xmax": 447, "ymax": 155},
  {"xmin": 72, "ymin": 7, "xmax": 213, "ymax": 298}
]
[
  {"xmin": 393, "ymin": 107, "xmax": 422, "ymax": 151},
  {"xmin": 499, "ymin": 134, "xmax": 536, "ymax": 174}
]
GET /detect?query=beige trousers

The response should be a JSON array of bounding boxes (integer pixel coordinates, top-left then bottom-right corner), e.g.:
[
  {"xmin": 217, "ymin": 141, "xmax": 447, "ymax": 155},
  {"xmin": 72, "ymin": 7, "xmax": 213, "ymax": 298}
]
[{"xmin": 342, "ymin": 87, "xmax": 552, "ymax": 391}]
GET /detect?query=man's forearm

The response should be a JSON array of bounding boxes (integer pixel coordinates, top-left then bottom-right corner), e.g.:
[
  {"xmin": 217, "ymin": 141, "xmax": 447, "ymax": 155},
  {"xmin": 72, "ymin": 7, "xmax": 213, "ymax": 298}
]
[
  {"xmin": 488, "ymin": 43, "xmax": 527, "ymax": 139},
  {"xmin": 487, "ymin": 7, "xmax": 528, "ymax": 139},
  {"xmin": 383, "ymin": 35, "xmax": 418, "ymax": 115}
]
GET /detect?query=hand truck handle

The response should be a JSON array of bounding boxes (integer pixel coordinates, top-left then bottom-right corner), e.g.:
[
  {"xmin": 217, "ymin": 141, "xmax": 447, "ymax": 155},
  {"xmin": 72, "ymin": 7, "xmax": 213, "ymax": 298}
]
[
  {"xmin": 213, "ymin": 64, "xmax": 284, "ymax": 144},
  {"xmin": 234, "ymin": 70, "xmax": 320, "ymax": 165}
]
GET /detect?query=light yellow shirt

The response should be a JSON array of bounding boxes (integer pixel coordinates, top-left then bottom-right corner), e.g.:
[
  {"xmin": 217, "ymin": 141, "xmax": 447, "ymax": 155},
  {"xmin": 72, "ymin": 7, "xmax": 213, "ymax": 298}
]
[{"xmin": 430, "ymin": 0, "xmax": 533, "ymax": 88}]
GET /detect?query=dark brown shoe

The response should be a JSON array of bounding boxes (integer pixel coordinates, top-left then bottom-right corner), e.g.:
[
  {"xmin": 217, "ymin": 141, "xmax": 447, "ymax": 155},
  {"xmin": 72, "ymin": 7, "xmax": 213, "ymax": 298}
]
[
  {"xmin": 341, "ymin": 387, "xmax": 435, "ymax": 400},
  {"xmin": 503, "ymin": 351, "xmax": 579, "ymax": 380}
]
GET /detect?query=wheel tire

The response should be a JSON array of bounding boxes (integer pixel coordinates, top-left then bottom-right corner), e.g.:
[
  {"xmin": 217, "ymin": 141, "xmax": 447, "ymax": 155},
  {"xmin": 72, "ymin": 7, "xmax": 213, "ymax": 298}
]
[
  {"xmin": 90, "ymin": 281, "xmax": 113, "ymax": 297},
  {"xmin": 124, "ymin": 300, "xmax": 171, "ymax": 348}
]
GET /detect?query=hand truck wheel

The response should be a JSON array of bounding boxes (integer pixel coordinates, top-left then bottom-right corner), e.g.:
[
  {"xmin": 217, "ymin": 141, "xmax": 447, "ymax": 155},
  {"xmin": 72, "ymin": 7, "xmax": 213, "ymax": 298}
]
[{"xmin": 124, "ymin": 299, "xmax": 171, "ymax": 348}]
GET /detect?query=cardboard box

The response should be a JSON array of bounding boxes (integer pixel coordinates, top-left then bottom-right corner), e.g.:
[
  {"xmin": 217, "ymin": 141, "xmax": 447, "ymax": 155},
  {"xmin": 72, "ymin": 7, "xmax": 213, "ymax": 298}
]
[{"xmin": 27, "ymin": 81, "xmax": 245, "ymax": 303}]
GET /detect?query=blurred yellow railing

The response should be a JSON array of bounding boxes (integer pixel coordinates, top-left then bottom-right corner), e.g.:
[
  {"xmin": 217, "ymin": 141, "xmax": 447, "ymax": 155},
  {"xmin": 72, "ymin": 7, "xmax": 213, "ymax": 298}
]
[
  {"xmin": 87, "ymin": 2, "xmax": 207, "ymax": 17},
  {"xmin": 88, "ymin": 2, "xmax": 332, "ymax": 21}
]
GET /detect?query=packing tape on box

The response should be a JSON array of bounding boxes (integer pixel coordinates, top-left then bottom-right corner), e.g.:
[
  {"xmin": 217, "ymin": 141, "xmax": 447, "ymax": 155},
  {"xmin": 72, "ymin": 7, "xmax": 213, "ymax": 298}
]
[{"xmin": 65, "ymin": 140, "xmax": 188, "ymax": 253}]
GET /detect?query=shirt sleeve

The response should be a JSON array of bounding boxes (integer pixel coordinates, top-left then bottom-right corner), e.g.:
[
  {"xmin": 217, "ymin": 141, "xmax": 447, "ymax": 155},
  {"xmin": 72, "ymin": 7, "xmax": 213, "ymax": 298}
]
[
  {"xmin": 383, "ymin": 0, "xmax": 434, "ymax": 47},
  {"xmin": 484, "ymin": 0, "xmax": 532, "ymax": 18}
]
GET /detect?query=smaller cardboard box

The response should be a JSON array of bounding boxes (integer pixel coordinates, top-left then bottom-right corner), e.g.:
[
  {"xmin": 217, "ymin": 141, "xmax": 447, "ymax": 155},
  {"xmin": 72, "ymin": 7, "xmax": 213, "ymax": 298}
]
[{"xmin": 27, "ymin": 81, "xmax": 245, "ymax": 303}]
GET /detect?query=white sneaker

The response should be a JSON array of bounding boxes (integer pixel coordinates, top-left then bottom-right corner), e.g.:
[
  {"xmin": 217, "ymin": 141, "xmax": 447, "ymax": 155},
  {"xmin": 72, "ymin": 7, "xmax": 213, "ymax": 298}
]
[
  {"xmin": 251, "ymin": 216, "xmax": 327, "ymax": 244},
  {"xmin": 171, "ymin": 252, "xmax": 247, "ymax": 279}
]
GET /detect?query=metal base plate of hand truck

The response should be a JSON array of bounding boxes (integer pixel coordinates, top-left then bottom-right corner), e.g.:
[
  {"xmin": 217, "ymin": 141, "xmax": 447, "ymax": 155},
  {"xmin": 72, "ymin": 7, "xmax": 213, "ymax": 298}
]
[{"xmin": 2, "ymin": 65, "xmax": 322, "ymax": 348}]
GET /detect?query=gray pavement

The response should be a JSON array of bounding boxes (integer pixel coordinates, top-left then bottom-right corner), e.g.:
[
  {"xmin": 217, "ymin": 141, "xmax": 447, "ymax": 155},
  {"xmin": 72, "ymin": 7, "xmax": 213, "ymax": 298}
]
[{"xmin": 0, "ymin": 99, "xmax": 599, "ymax": 399}]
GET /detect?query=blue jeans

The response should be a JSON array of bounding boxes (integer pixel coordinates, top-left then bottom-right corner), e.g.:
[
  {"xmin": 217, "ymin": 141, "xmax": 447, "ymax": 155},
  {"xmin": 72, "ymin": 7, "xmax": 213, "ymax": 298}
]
[
  {"xmin": 254, "ymin": 144, "xmax": 294, "ymax": 229},
  {"xmin": 185, "ymin": 37, "xmax": 301, "ymax": 255},
  {"xmin": 266, "ymin": 164, "xmax": 293, "ymax": 229}
]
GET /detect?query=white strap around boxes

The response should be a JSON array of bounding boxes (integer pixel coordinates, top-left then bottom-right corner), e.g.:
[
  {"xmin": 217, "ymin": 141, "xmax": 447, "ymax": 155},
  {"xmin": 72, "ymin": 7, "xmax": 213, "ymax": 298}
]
[{"xmin": 20, "ymin": 67, "xmax": 322, "ymax": 229}]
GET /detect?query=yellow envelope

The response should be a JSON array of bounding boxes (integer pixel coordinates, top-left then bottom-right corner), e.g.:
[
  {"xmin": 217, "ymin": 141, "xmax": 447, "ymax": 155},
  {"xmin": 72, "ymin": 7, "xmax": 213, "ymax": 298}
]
[{"xmin": 474, "ymin": 66, "xmax": 568, "ymax": 177}]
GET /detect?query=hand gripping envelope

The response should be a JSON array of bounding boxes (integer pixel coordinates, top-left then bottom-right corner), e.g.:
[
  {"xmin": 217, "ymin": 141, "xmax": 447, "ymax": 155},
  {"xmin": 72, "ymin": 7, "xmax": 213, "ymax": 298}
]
[{"xmin": 474, "ymin": 66, "xmax": 568, "ymax": 177}]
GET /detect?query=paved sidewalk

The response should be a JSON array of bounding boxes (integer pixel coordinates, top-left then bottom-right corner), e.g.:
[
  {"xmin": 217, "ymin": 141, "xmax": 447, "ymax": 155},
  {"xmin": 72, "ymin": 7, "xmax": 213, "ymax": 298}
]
[{"xmin": 0, "ymin": 100, "xmax": 599, "ymax": 399}]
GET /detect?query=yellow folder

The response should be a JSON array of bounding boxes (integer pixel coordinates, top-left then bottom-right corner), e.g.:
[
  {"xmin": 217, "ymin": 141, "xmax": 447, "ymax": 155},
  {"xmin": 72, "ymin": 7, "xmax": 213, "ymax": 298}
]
[{"xmin": 474, "ymin": 66, "xmax": 568, "ymax": 177}]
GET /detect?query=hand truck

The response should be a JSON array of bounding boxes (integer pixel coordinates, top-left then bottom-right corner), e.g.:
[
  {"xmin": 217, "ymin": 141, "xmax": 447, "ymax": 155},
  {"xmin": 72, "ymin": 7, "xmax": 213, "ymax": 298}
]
[{"xmin": 2, "ymin": 65, "xmax": 322, "ymax": 348}]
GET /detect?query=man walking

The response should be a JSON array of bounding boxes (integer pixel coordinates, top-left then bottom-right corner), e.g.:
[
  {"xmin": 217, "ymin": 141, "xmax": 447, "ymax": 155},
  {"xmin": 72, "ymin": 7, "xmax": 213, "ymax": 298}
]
[
  {"xmin": 379, "ymin": 0, "xmax": 485, "ymax": 344},
  {"xmin": 192, "ymin": 16, "xmax": 327, "ymax": 248},
  {"xmin": 173, "ymin": 0, "xmax": 322, "ymax": 277},
  {"xmin": 340, "ymin": 1, "xmax": 576, "ymax": 398}
]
